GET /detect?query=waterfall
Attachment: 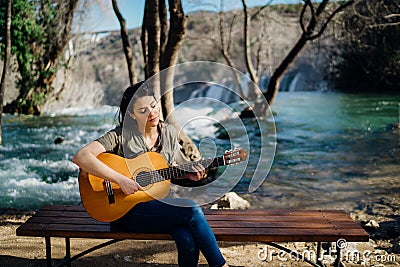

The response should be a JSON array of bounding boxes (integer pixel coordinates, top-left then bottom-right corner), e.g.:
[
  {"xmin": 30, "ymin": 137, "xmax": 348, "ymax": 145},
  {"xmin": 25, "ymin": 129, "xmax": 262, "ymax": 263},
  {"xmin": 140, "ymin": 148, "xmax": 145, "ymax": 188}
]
[{"xmin": 288, "ymin": 72, "xmax": 302, "ymax": 92}]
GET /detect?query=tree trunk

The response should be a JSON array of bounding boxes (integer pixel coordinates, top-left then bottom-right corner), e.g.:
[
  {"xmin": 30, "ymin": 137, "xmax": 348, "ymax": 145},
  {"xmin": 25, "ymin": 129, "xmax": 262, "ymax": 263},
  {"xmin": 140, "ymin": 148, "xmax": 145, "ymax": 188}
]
[
  {"xmin": 240, "ymin": 0, "xmax": 262, "ymax": 102},
  {"xmin": 139, "ymin": 0, "xmax": 201, "ymax": 160},
  {"xmin": 161, "ymin": 0, "xmax": 187, "ymax": 119},
  {"xmin": 264, "ymin": 35, "xmax": 308, "ymax": 105},
  {"xmin": 112, "ymin": 0, "xmax": 137, "ymax": 85},
  {"xmin": 241, "ymin": 0, "xmax": 257, "ymax": 84},
  {"xmin": 159, "ymin": 0, "xmax": 168, "ymax": 61},
  {"xmin": 218, "ymin": 1, "xmax": 245, "ymax": 100},
  {"xmin": 160, "ymin": 0, "xmax": 200, "ymax": 161},
  {"xmin": 141, "ymin": 1, "xmax": 149, "ymax": 78},
  {"xmin": 145, "ymin": 0, "xmax": 161, "ymax": 79},
  {"xmin": 0, "ymin": 0, "xmax": 12, "ymax": 145},
  {"xmin": 38, "ymin": 0, "xmax": 79, "ymax": 90}
]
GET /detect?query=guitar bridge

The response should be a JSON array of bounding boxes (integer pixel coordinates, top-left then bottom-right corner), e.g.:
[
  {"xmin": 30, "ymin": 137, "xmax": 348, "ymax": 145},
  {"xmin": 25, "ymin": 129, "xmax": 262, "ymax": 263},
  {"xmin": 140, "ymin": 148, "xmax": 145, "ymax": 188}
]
[{"xmin": 105, "ymin": 180, "xmax": 115, "ymax": 204}]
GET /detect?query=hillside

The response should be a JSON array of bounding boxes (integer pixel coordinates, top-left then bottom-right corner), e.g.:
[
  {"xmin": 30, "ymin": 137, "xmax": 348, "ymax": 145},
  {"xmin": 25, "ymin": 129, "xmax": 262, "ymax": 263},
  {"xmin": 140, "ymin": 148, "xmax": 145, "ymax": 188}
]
[{"xmin": 5, "ymin": 4, "xmax": 328, "ymax": 113}]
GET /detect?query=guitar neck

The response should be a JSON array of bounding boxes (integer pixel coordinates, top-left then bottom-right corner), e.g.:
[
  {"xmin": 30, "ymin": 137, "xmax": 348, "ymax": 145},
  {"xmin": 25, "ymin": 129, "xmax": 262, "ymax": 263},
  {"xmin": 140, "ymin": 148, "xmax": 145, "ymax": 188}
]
[{"xmin": 150, "ymin": 156, "xmax": 225, "ymax": 183}]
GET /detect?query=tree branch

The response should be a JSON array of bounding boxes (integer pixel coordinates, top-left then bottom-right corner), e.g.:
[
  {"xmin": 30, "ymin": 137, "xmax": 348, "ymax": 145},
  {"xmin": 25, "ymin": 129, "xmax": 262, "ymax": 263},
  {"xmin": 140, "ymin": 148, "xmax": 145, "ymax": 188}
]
[
  {"xmin": 299, "ymin": 0, "xmax": 310, "ymax": 36},
  {"xmin": 218, "ymin": 0, "xmax": 245, "ymax": 99},
  {"xmin": 250, "ymin": 0, "xmax": 274, "ymax": 21},
  {"xmin": 241, "ymin": 0, "xmax": 257, "ymax": 83},
  {"xmin": 307, "ymin": 0, "xmax": 355, "ymax": 40},
  {"xmin": 111, "ymin": 0, "xmax": 137, "ymax": 85}
]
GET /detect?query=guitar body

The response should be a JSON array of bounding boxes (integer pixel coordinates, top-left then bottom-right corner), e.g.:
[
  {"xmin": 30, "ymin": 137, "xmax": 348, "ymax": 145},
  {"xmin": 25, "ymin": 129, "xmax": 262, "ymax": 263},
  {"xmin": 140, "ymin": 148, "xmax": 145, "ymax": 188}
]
[
  {"xmin": 79, "ymin": 148, "xmax": 247, "ymax": 222},
  {"xmin": 79, "ymin": 152, "xmax": 171, "ymax": 222}
]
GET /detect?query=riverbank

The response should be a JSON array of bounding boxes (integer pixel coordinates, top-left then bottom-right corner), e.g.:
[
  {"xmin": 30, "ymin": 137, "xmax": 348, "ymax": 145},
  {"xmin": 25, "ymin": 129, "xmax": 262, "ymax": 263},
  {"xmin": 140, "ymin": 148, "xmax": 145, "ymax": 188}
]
[
  {"xmin": 1, "ymin": 92, "xmax": 399, "ymax": 266},
  {"xmin": 1, "ymin": 195, "xmax": 399, "ymax": 266}
]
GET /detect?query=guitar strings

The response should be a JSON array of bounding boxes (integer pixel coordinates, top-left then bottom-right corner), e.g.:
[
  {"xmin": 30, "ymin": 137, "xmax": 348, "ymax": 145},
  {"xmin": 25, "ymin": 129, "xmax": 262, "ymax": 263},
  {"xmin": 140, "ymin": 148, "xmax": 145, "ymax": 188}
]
[{"xmin": 134, "ymin": 157, "xmax": 225, "ymax": 186}]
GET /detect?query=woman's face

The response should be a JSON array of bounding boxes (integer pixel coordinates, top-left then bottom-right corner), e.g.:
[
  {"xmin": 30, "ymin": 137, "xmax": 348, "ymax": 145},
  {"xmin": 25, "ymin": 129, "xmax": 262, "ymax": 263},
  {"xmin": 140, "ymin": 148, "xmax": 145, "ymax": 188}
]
[{"xmin": 129, "ymin": 96, "xmax": 160, "ymax": 131}]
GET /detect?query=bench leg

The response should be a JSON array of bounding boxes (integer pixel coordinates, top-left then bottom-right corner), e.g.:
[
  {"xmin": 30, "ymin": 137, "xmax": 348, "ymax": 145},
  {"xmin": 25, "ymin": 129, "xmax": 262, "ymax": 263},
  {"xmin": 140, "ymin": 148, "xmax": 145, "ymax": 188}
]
[
  {"xmin": 54, "ymin": 239, "xmax": 122, "ymax": 266},
  {"xmin": 266, "ymin": 242, "xmax": 323, "ymax": 267},
  {"xmin": 43, "ymin": 237, "xmax": 72, "ymax": 267},
  {"xmin": 43, "ymin": 237, "xmax": 122, "ymax": 266},
  {"xmin": 316, "ymin": 242, "xmax": 344, "ymax": 267},
  {"xmin": 316, "ymin": 242, "xmax": 326, "ymax": 266},
  {"xmin": 334, "ymin": 246, "xmax": 342, "ymax": 267},
  {"xmin": 65, "ymin": 238, "xmax": 71, "ymax": 267},
  {"xmin": 51, "ymin": 237, "xmax": 72, "ymax": 267},
  {"xmin": 45, "ymin": 237, "xmax": 52, "ymax": 267}
]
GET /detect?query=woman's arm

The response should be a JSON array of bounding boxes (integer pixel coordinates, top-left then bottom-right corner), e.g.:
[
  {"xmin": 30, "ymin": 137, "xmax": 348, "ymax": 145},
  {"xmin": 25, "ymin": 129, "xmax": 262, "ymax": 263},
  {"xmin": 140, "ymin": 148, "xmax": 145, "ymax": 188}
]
[{"xmin": 72, "ymin": 141, "xmax": 141, "ymax": 195}]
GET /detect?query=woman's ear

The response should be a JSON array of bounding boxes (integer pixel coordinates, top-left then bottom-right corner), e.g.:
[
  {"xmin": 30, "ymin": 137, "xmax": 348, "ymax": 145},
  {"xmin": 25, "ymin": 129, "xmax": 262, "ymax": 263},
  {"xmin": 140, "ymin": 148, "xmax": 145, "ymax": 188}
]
[{"xmin": 127, "ymin": 110, "xmax": 136, "ymax": 120}]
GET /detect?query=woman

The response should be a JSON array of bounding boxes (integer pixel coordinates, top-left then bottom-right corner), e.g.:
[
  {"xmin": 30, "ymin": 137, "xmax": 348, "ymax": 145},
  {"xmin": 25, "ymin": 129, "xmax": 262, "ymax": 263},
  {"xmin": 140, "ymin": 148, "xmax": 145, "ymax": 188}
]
[{"xmin": 72, "ymin": 81, "xmax": 228, "ymax": 267}]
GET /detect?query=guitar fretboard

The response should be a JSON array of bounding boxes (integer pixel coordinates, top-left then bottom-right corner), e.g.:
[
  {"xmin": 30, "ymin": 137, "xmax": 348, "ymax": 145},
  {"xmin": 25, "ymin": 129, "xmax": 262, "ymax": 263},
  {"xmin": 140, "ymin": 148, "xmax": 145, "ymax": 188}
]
[{"xmin": 136, "ymin": 156, "xmax": 225, "ymax": 187}]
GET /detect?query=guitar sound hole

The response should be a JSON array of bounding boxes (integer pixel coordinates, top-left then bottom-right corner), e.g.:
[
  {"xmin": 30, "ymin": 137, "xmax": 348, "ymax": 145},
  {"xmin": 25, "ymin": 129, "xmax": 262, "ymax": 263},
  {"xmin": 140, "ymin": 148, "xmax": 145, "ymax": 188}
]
[{"xmin": 135, "ymin": 171, "xmax": 152, "ymax": 188}]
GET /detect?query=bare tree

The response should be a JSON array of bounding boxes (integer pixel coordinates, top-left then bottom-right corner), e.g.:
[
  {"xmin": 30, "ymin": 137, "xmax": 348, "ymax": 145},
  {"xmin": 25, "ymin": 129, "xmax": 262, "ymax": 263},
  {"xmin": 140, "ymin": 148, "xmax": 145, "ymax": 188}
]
[
  {"xmin": 218, "ymin": 0, "xmax": 245, "ymax": 99},
  {"xmin": 140, "ymin": 0, "xmax": 200, "ymax": 160},
  {"xmin": 0, "ymin": 0, "xmax": 12, "ymax": 145},
  {"xmin": 111, "ymin": 0, "xmax": 137, "ymax": 85},
  {"xmin": 160, "ymin": 0, "xmax": 201, "ymax": 161},
  {"xmin": 234, "ymin": 0, "xmax": 355, "ymax": 118},
  {"xmin": 160, "ymin": 0, "xmax": 188, "ymax": 117},
  {"xmin": 240, "ymin": 0, "xmax": 273, "ymax": 102},
  {"xmin": 143, "ymin": 0, "xmax": 161, "ymax": 80},
  {"xmin": 242, "ymin": 0, "xmax": 257, "ymax": 84},
  {"xmin": 263, "ymin": 0, "xmax": 355, "ymax": 106},
  {"xmin": 141, "ymin": 2, "xmax": 149, "ymax": 77},
  {"xmin": 159, "ymin": 0, "xmax": 168, "ymax": 60},
  {"xmin": 217, "ymin": 0, "xmax": 274, "ymax": 101}
]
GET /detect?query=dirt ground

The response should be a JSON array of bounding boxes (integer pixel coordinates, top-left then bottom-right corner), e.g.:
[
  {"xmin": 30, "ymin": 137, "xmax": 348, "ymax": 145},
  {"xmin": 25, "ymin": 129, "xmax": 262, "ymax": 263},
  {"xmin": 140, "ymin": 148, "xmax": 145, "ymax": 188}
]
[{"xmin": 0, "ymin": 196, "xmax": 399, "ymax": 266}]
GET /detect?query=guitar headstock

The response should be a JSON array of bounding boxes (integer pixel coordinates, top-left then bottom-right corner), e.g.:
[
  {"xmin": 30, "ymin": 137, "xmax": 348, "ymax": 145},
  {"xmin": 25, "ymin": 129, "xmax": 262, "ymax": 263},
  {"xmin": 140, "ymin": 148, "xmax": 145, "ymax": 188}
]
[{"xmin": 223, "ymin": 148, "xmax": 248, "ymax": 165}]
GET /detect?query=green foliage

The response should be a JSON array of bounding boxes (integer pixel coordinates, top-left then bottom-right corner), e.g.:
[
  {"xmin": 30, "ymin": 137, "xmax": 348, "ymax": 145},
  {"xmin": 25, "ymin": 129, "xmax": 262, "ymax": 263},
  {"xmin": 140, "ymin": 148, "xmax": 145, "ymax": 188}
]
[
  {"xmin": 328, "ymin": 0, "xmax": 400, "ymax": 92},
  {"xmin": 0, "ymin": 0, "xmax": 74, "ymax": 114}
]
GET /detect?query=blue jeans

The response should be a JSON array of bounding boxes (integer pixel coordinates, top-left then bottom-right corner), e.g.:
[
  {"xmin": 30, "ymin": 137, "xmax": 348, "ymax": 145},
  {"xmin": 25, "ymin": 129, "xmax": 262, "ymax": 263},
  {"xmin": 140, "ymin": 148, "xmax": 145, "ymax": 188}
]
[{"xmin": 112, "ymin": 198, "xmax": 226, "ymax": 267}]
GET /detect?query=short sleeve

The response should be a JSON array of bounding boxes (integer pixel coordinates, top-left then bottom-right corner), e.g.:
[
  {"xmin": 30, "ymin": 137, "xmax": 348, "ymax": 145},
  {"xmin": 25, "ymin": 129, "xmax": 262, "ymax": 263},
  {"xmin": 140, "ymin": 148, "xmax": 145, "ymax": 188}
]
[
  {"xmin": 95, "ymin": 127, "xmax": 123, "ymax": 156},
  {"xmin": 160, "ymin": 122, "xmax": 182, "ymax": 165}
]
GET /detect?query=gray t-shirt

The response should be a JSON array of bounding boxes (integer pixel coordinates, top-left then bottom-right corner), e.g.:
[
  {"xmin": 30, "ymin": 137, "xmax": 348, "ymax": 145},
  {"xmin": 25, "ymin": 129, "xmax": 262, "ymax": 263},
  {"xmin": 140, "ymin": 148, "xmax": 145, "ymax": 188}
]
[{"xmin": 95, "ymin": 122, "xmax": 180, "ymax": 165}]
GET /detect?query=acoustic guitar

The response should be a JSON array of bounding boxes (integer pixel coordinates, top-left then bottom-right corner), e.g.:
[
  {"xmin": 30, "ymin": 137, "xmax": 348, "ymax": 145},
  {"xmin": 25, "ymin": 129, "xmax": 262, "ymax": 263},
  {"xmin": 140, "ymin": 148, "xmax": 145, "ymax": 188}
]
[{"xmin": 79, "ymin": 149, "xmax": 247, "ymax": 222}]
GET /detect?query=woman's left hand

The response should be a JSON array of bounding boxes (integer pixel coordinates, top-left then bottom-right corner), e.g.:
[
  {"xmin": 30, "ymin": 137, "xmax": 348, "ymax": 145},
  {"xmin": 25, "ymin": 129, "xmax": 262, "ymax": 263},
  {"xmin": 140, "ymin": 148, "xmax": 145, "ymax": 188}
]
[{"xmin": 186, "ymin": 163, "xmax": 206, "ymax": 181}]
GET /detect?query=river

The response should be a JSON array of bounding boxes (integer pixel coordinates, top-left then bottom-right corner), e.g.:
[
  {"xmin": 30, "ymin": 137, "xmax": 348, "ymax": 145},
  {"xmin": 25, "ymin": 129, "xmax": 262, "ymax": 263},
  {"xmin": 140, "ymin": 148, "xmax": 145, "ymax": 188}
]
[{"xmin": 0, "ymin": 92, "xmax": 399, "ymax": 211}]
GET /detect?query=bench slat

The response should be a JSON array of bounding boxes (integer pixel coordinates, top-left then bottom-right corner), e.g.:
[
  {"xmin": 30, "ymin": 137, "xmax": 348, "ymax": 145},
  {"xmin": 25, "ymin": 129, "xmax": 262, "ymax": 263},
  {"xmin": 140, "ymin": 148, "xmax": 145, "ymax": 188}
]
[
  {"xmin": 16, "ymin": 205, "xmax": 369, "ymax": 243},
  {"xmin": 28, "ymin": 210, "xmax": 93, "ymax": 218},
  {"xmin": 16, "ymin": 222, "xmax": 368, "ymax": 242},
  {"xmin": 205, "ymin": 214, "xmax": 354, "ymax": 222},
  {"xmin": 34, "ymin": 206, "xmax": 355, "ymax": 223},
  {"xmin": 26, "ymin": 216, "xmax": 107, "ymax": 225},
  {"xmin": 39, "ymin": 205, "xmax": 86, "ymax": 211},
  {"xmin": 39, "ymin": 205, "xmax": 350, "ymax": 216},
  {"xmin": 31, "ymin": 211, "xmax": 355, "ymax": 223},
  {"xmin": 24, "ymin": 216, "xmax": 363, "ymax": 230},
  {"xmin": 206, "ymin": 209, "xmax": 348, "ymax": 216}
]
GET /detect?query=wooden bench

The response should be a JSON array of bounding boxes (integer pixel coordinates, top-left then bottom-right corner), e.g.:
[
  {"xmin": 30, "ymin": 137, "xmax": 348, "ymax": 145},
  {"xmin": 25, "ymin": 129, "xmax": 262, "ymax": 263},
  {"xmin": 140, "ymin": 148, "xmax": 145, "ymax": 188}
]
[{"xmin": 16, "ymin": 205, "xmax": 369, "ymax": 267}]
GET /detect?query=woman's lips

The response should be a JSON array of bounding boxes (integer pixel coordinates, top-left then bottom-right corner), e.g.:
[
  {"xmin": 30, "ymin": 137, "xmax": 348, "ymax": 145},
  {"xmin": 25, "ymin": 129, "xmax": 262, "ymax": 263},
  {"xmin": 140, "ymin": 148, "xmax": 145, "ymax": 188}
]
[{"xmin": 148, "ymin": 116, "xmax": 158, "ymax": 122}]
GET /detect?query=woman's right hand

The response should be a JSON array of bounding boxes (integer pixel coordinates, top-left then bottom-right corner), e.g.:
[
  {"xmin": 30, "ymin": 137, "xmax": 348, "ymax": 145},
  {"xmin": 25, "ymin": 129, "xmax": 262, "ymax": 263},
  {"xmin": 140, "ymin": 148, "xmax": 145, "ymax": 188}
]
[
  {"xmin": 72, "ymin": 141, "xmax": 141, "ymax": 195},
  {"xmin": 118, "ymin": 176, "xmax": 142, "ymax": 195}
]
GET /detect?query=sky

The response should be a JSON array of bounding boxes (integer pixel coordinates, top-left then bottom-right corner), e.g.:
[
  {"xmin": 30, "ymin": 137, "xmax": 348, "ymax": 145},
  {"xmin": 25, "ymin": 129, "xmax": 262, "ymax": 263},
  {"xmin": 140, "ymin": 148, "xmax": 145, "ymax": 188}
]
[{"xmin": 82, "ymin": 0, "xmax": 302, "ymax": 33}]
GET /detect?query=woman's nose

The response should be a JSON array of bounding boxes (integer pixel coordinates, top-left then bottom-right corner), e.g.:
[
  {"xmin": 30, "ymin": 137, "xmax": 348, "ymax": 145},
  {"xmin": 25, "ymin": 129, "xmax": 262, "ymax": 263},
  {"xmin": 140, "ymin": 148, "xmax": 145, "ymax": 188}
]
[{"xmin": 149, "ymin": 107, "xmax": 156, "ymax": 117}]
